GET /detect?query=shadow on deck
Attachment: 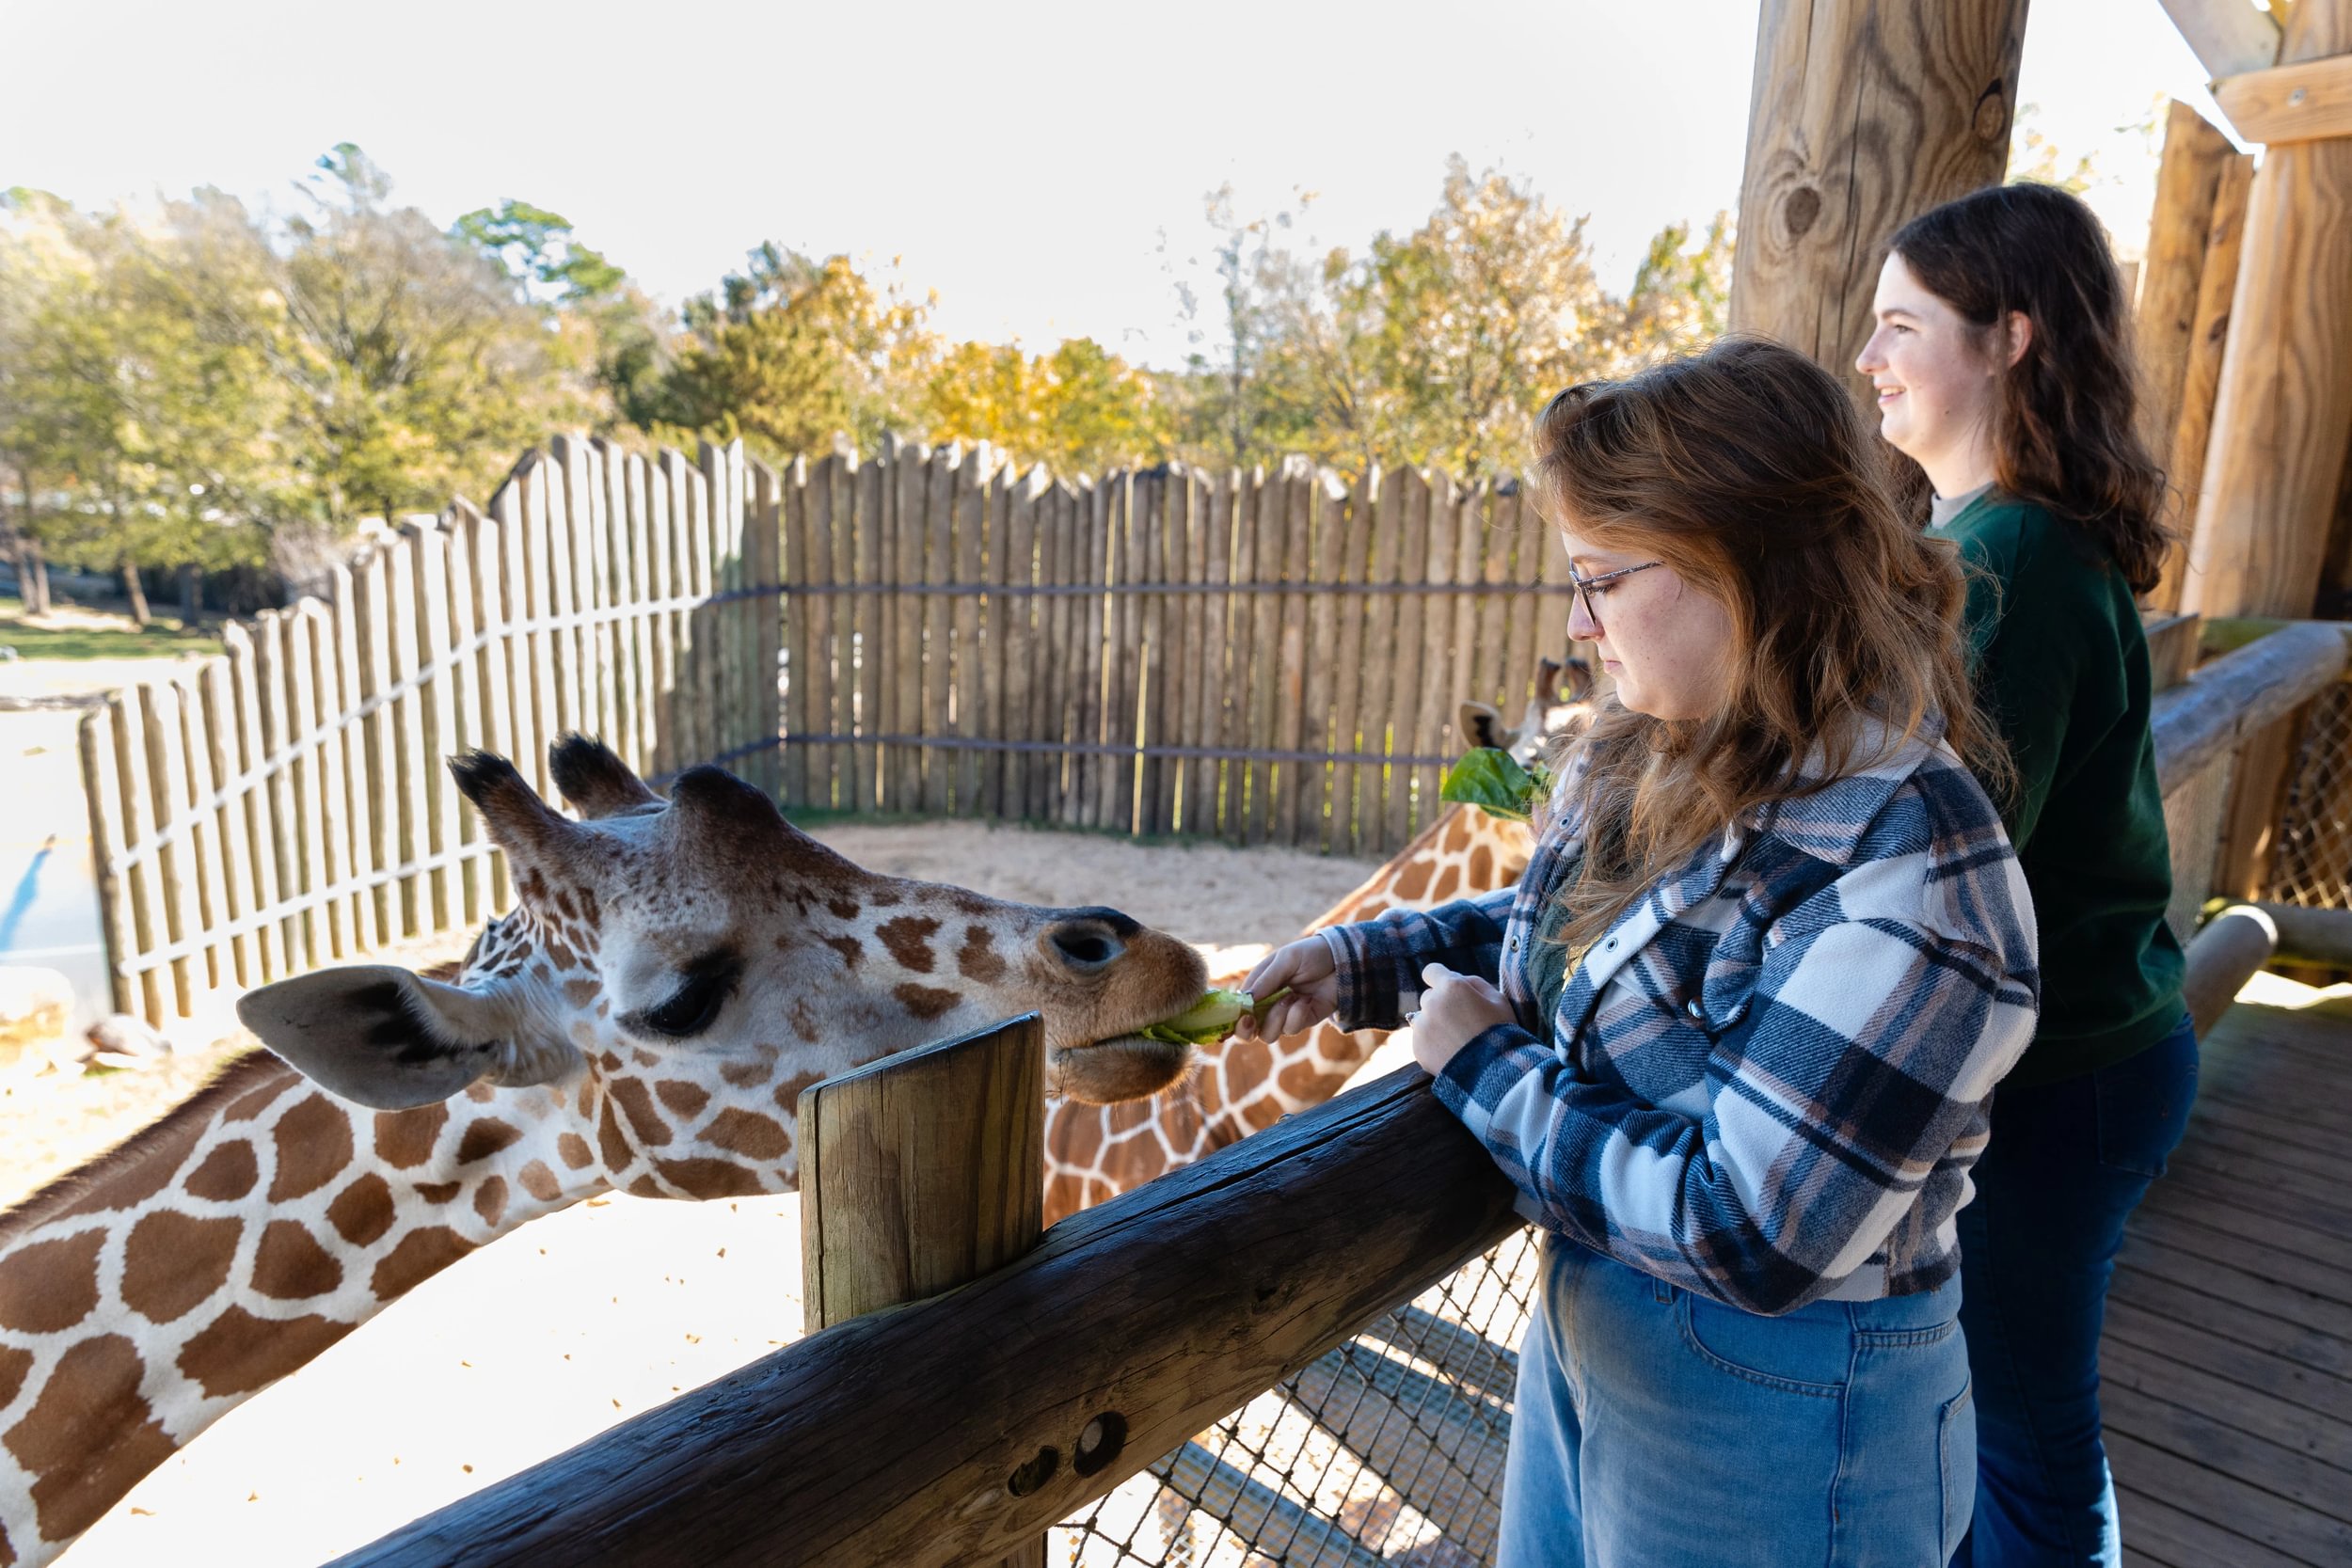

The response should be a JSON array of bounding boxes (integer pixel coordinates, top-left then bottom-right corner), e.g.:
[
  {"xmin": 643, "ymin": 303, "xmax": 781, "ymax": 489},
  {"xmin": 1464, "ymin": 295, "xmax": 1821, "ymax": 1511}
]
[{"xmin": 2106, "ymin": 974, "xmax": 2352, "ymax": 1567}]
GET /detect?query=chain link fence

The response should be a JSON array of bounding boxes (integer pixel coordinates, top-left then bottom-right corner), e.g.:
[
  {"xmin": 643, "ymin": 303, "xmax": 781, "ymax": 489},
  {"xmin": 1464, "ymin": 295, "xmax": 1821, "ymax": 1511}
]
[
  {"xmin": 2264, "ymin": 683, "xmax": 2352, "ymax": 910},
  {"xmin": 1054, "ymin": 1227, "xmax": 1540, "ymax": 1567}
]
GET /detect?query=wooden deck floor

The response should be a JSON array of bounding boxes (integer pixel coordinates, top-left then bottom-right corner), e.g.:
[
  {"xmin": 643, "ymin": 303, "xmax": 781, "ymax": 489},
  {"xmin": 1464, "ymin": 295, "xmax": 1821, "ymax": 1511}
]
[{"xmin": 2106, "ymin": 977, "xmax": 2352, "ymax": 1568}]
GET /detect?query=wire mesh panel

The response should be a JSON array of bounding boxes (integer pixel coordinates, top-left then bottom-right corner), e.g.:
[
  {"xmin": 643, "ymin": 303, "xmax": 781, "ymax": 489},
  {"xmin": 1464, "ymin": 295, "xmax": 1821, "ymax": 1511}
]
[
  {"xmin": 1055, "ymin": 1227, "xmax": 1539, "ymax": 1567},
  {"xmin": 2265, "ymin": 682, "xmax": 2352, "ymax": 909}
]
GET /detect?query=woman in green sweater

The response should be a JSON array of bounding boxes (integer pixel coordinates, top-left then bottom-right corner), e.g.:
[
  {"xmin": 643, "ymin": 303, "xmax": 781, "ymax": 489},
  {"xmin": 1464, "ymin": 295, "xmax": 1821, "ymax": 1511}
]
[{"xmin": 1855, "ymin": 182, "xmax": 2193, "ymax": 1568}]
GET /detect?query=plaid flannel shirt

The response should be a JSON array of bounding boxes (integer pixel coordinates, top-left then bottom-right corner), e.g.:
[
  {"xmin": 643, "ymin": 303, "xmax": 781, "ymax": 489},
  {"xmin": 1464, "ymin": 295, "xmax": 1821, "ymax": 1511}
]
[{"xmin": 1327, "ymin": 721, "xmax": 2039, "ymax": 1315}]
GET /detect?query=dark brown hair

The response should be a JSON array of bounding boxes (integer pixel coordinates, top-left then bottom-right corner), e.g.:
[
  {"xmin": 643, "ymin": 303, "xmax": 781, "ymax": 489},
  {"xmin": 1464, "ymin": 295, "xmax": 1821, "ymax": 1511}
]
[
  {"xmin": 1533, "ymin": 337, "xmax": 2006, "ymax": 955},
  {"xmin": 1888, "ymin": 182, "xmax": 2171, "ymax": 593}
]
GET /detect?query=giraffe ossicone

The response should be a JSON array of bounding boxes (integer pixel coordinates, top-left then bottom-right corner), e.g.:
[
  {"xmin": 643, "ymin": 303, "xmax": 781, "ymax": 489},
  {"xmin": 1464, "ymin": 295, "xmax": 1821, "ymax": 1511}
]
[{"xmin": 0, "ymin": 736, "xmax": 1205, "ymax": 1568}]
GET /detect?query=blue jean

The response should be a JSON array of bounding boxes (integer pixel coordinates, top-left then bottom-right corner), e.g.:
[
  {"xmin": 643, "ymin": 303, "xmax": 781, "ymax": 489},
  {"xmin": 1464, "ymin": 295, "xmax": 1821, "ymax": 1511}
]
[
  {"xmin": 1499, "ymin": 1238, "xmax": 1975, "ymax": 1568},
  {"xmin": 1952, "ymin": 1015, "xmax": 2200, "ymax": 1567}
]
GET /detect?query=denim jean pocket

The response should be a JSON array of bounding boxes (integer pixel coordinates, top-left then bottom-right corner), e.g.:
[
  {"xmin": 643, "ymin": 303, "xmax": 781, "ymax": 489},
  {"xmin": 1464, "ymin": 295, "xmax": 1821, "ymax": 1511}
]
[
  {"xmin": 1677, "ymin": 1291, "xmax": 1849, "ymax": 1397},
  {"xmin": 2093, "ymin": 1017, "xmax": 2199, "ymax": 1180},
  {"xmin": 1938, "ymin": 1378, "xmax": 1977, "ymax": 1558}
]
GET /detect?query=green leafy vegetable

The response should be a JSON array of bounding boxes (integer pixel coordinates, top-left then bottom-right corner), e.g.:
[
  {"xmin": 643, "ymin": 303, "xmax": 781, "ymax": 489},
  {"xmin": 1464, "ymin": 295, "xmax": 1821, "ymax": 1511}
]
[
  {"xmin": 1439, "ymin": 748, "xmax": 1551, "ymax": 823},
  {"xmin": 1139, "ymin": 986, "xmax": 1292, "ymax": 1046}
]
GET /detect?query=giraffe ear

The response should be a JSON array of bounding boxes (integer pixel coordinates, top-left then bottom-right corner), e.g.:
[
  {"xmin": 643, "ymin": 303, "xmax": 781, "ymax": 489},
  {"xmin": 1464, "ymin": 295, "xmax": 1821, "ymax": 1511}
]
[
  {"xmin": 237, "ymin": 965, "xmax": 574, "ymax": 1110},
  {"xmin": 1459, "ymin": 701, "xmax": 1509, "ymax": 752}
]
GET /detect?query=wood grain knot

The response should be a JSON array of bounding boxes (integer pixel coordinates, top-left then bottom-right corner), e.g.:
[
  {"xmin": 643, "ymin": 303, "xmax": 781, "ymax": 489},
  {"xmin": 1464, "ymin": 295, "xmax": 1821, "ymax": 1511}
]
[
  {"xmin": 1972, "ymin": 84, "xmax": 2010, "ymax": 143},
  {"xmin": 1782, "ymin": 186, "xmax": 1822, "ymax": 240}
]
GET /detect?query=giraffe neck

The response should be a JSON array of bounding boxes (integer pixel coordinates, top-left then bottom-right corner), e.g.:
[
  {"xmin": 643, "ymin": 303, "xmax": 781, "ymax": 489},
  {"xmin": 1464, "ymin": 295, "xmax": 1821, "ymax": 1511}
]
[{"xmin": 0, "ymin": 1053, "xmax": 600, "ymax": 1567}]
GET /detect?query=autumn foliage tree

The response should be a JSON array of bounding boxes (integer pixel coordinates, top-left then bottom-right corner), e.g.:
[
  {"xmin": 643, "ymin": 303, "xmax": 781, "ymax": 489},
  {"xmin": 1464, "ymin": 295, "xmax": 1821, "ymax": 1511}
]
[
  {"xmin": 918, "ymin": 337, "xmax": 1168, "ymax": 476},
  {"xmin": 4, "ymin": 144, "xmax": 1743, "ymax": 624},
  {"xmin": 2, "ymin": 147, "xmax": 611, "ymax": 608},
  {"xmin": 1159, "ymin": 160, "xmax": 1732, "ymax": 481}
]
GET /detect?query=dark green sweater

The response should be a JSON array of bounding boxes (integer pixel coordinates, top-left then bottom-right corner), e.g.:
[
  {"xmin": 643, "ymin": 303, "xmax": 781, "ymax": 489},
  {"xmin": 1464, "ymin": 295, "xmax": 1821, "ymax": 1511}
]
[{"xmin": 1933, "ymin": 492, "xmax": 2185, "ymax": 1086}]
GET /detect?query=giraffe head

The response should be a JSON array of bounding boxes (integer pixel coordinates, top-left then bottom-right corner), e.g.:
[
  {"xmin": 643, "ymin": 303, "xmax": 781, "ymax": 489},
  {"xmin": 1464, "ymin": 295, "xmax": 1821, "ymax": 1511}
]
[
  {"xmin": 233, "ymin": 736, "xmax": 1209, "ymax": 1196},
  {"xmin": 1458, "ymin": 654, "xmax": 1595, "ymax": 764}
]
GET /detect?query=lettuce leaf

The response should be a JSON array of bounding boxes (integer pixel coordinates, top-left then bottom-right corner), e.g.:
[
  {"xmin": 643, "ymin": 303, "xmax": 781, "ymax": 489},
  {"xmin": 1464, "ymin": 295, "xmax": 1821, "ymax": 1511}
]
[
  {"xmin": 1138, "ymin": 986, "xmax": 1291, "ymax": 1046},
  {"xmin": 1439, "ymin": 747, "xmax": 1550, "ymax": 823}
]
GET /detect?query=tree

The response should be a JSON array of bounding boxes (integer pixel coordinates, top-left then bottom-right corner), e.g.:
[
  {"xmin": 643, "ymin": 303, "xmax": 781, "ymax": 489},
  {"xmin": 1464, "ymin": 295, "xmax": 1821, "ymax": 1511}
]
[
  {"xmin": 254, "ymin": 146, "xmax": 601, "ymax": 527},
  {"xmin": 5, "ymin": 149, "xmax": 615, "ymax": 608},
  {"xmin": 1162, "ymin": 162, "xmax": 1629, "ymax": 481},
  {"xmin": 641, "ymin": 245, "xmax": 938, "ymax": 466},
  {"xmin": 918, "ymin": 337, "xmax": 1168, "ymax": 477},
  {"xmin": 453, "ymin": 197, "xmax": 668, "ymax": 426},
  {"xmin": 1594, "ymin": 212, "xmax": 1735, "ymax": 372},
  {"xmin": 0, "ymin": 189, "xmax": 279, "ymax": 621},
  {"xmin": 1356, "ymin": 159, "xmax": 1613, "ymax": 478},
  {"xmin": 1159, "ymin": 187, "xmax": 1329, "ymax": 473}
]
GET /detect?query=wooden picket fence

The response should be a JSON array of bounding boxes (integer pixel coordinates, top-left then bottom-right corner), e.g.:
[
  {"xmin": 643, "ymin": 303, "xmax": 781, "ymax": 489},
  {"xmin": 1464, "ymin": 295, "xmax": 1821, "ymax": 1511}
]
[{"xmin": 78, "ymin": 433, "xmax": 1572, "ymax": 1026}]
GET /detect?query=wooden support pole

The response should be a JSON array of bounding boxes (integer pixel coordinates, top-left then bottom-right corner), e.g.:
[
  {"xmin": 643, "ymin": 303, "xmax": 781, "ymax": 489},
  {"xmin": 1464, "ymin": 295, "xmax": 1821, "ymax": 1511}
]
[
  {"xmin": 2143, "ymin": 611, "xmax": 2203, "ymax": 693},
  {"xmin": 800, "ymin": 1014, "xmax": 1047, "ymax": 1568},
  {"xmin": 1727, "ymin": 0, "xmax": 2029, "ymax": 407},
  {"xmin": 2137, "ymin": 103, "xmax": 2239, "ymax": 471},
  {"xmin": 2180, "ymin": 6, "xmax": 2352, "ymax": 621},
  {"xmin": 326, "ymin": 1069, "xmax": 1521, "ymax": 1568},
  {"xmin": 2216, "ymin": 704, "xmax": 2311, "ymax": 900},
  {"xmin": 2152, "ymin": 151, "xmax": 2255, "ymax": 613}
]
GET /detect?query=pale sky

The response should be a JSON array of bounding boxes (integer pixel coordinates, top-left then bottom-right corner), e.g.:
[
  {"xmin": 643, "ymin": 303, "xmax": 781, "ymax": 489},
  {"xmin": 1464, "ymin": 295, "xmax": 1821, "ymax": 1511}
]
[{"xmin": 2, "ymin": 0, "xmax": 2240, "ymax": 370}]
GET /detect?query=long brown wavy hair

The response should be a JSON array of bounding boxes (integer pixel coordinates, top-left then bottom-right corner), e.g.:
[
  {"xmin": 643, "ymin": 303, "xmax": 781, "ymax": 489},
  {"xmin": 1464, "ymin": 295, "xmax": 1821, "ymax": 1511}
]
[
  {"xmin": 1887, "ymin": 182, "xmax": 2171, "ymax": 594},
  {"xmin": 1533, "ymin": 337, "xmax": 2009, "ymax": 956}
]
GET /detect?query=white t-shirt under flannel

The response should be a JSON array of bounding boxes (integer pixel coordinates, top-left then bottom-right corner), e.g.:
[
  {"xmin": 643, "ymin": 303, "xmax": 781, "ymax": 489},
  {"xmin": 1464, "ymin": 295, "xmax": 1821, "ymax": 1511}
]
[{"xmin": 1327, "ymin": 721, "xmax": 2039, "ymax": 1316}]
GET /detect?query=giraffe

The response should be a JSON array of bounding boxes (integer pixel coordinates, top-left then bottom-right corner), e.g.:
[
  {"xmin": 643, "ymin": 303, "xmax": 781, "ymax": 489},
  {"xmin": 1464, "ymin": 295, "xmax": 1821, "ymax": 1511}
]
[
  {"xmin": 0, "ymin": 736, "xmax": 1207, "ymax": 1568},
  {"xmin": 1042, "ymin": 657, "xmax": 1596, "ymax": 1222}
]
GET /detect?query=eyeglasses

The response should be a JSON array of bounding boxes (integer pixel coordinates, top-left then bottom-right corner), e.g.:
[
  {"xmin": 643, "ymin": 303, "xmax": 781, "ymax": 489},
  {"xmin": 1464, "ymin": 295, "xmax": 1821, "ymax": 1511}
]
[{"xmin": 1566, "ymin": 561, "xmax": 1663, "ymax": 629}]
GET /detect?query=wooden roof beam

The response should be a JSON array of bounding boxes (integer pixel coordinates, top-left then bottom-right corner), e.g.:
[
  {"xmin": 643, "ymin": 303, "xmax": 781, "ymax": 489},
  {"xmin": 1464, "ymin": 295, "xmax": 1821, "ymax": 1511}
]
[
  {"xmin": 2213, "ymin": 52, "xmax": 2352, "ymax": 141},
  {"xmin": 2158, "ymin": 0, "xmax": 2285, "ymax": 79}
]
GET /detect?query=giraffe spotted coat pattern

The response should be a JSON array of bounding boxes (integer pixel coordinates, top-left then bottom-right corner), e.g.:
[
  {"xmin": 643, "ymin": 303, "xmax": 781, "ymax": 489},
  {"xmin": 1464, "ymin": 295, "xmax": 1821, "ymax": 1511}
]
[{"xmin": 0, "ymin": 737, "xmax": 1205, "ymax": 1568}]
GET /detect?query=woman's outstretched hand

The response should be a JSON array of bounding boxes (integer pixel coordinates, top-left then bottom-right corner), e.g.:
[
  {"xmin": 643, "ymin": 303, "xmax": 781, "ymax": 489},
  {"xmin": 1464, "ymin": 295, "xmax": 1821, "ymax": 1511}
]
[{"xmin": 1233, "ymin": 937, "xmax": 1340, "ymax": 1042}]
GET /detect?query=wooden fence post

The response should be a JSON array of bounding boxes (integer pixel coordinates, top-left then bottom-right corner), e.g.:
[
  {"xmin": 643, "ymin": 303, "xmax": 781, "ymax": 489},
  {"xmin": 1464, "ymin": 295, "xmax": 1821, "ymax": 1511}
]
[
  {"xmin": 77, "ymin": 708, "xmax": 135, "ymax": 1018},
  {"xmin": 800, "ymin": 1011, "xmax": 1048, "ymax": 1568}
]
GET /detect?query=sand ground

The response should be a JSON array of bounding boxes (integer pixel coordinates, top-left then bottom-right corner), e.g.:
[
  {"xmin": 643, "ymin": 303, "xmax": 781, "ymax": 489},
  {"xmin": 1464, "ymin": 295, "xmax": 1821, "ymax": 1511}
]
[{"xmin": 23, "ymin": 816, "xmax": 1381, "ymax": 1568}]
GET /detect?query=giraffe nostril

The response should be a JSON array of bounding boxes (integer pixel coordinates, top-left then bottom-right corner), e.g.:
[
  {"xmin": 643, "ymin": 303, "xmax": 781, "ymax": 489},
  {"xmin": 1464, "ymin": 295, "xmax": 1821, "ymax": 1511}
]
[{"xmin": 1047, "ymin": 925, "xmax": 1122, "ymax": 971}]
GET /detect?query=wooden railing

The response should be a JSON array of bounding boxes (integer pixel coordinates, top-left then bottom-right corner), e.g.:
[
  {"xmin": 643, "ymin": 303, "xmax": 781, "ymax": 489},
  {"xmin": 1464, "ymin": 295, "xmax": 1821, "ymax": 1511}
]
[{"xmin": 328, "ymin": 1055, "xmax": 1518, "ymax": 1568}]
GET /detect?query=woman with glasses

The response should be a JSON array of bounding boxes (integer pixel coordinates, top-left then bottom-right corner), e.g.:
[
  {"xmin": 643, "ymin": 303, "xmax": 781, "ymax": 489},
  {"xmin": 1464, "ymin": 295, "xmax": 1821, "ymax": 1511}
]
[
  {"xmin": 1236, "ymin": 336, "xmax": 2039, "ymax": 1566},
  {"xmin": 1855, "ymin": 182, "xmax": 2192, "ymax": 1568}
]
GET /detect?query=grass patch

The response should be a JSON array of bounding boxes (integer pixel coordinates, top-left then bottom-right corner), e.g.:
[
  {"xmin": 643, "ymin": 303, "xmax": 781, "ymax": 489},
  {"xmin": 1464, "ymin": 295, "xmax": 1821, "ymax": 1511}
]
[{"xmin": 0, "ymin": 608, "xmax": 220, "ymax": 663}]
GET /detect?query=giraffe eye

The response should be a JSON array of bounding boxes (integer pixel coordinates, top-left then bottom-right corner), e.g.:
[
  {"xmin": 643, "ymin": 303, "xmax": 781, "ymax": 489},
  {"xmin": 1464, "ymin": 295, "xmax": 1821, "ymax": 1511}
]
[
  {"xmin": 635, "ymin": 954, "xmax": 740, "ymax": 1039},
  {"xmin": 641, "ymin": 978, "xmax": 729, "ymax": 1038}
]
